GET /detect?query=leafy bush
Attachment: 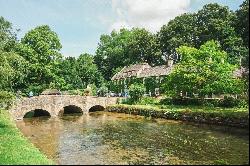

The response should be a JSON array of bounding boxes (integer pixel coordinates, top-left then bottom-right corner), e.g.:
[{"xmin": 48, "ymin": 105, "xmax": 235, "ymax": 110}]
[
  {"xmin": 120, "ymin": 98, "xmax": 134, "ymax": 105},
  {"xmin": 160, "ymin": 97, "xmax": 204, "ymax": 106},
  {"xmin": 159, "ymin": 97, "xmax": 173, "ymax": 105},
  {"xmin": 237, "ymin": 99, "xmax": 249, "ymax": 108},
  {"xmin": 66, "ymin": 89, "xmax": 83, "ymax": 95},
  {"xmin": 83, "ymin": 88, "xmax": 91, "ymax": 96},
  {"xmin": 97, "ymin": 86, "xmax": 108, "ymax": 97},
  {"xmin": 128, "ymin": 83, "xmax": 146, "ymax": 103},
  {"xmin": 0, "ymin": 91, "xmax": 15, "ymax": 109},
  {"xmin": 88, "ymin": 84, "xmax": 97, "ymax": 96},
  {"xmin": 219, "ymin": 96, "xmax": 246, "ymax": 108},
  {"xmin": 220, "ymin": 96, "xmax": 236, "ymax": 107},
  {"xmin": 159, "ymin": 96, "xmax": 247, "ymax": 108},
  {"xmin": 139, "ymin": 97, "xmax": 159, "ymax": 105}
]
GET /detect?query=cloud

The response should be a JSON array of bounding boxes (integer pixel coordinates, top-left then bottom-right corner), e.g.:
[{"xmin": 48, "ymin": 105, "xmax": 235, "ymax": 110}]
[{"xmin": 110, "ymin": 0, "xmax": 191, "ymax": 32}]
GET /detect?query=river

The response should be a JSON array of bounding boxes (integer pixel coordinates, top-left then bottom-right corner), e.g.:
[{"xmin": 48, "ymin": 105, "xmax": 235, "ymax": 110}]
[{"xmin": 16, "ymin": 111, "xmax": 249, "ymax": 165}]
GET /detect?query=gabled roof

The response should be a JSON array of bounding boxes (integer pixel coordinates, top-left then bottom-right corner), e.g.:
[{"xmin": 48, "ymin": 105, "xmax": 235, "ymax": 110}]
[
  {"xmin": 111, "ymin": 63, "xmax": 174, "ymax": 80},
  {"xmin": 138, "ymin": 65, "xmax": 174, "ymax": 78},
  {"xmin": 111, "ymin": 63, "xmax": 151, "ymax": 80}
]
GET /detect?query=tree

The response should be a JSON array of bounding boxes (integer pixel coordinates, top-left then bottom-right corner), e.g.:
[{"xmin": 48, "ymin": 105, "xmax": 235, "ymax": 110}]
[
  {"xmin": 163, "ymin": 41, "xmax": 244, "ymax": 97},
  {"xmin": 234, "ymin": 0, "xmax": 249, "ymax": 47},
  {"xmin": 57, "ymin": 57, "xmax": 82, "ymax": 90},
  {"xmin": 16, "ymin": 25, "xmax": 63, "ymax": 93},
  {"xmin": 0, "ymin": 16, "xmax": 17, "ymax": 52},
  {"xmin": 95, "ymin": 29, "xmax": 134, "ymax": 80},
  {"xmin": 195, "ymin": 3, "xmax": 246, "ymax": 64},
  {"xmin": 76, "ymin": 53, "xmax": 104, "ymax": 89},
  {"xmin": 234, "ymin": 0, "xmax": 249, "ymax": 72},
  {"xmin": 95, "ymin": 28, "xmax": 163, "ymax": 80},
  {"xmin": 0, "ymin": 51, "xmax": 28, "ymax": 91},
  {"xmin": 128, "ymin": 28, "xmax": 163, "ymax": 66},
  {"xmin": 158, "ymin": 3, "xmax": 247, "ymax": 64},
  {"xmin": 128, "ymin": 83, "xmax": 146, "ymax": 102},
  {"xmin": 157, "ymin": 13, "xmax": 197, "ymax": 62}
]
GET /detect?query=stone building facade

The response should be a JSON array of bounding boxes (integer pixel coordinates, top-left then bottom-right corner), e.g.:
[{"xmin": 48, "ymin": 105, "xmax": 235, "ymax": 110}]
[{"xmin": 111, "ymin": 60, "xmax": 174, "ymax": 96}]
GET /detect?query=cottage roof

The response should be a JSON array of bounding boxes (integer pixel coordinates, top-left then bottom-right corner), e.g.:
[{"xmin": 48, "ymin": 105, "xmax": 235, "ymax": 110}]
[
  {"xmin": 138, "ymin": 65, "xmax": 174, "ymax": 78},
  {"xmin": 41, "ymin": 89, "xmax": 61, "ymax": 95},
  {"xmin": 111, "ymin": 63, "xmax": 151, "ymax": 80},
  {"xmin": 111, "ymin": 62, "xmax": 174, "ymax": 80}
]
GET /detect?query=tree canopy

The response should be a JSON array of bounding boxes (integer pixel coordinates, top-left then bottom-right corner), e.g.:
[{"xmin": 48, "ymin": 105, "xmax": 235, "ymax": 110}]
[
  {"xmin": 0, "ymin": 0, "xmax": 248, "ymax": 97},
  {"xmin": 163, "ymin": 41, "xmax": 244, "ymax": 97}
]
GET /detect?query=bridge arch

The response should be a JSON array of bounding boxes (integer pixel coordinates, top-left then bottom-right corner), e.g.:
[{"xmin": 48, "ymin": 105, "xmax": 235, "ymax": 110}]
[
  {"xmin": 23, "ymin": 109, "xmax": 51, "ymax": 118},
  {"xmin": 89, "ymin": 105, "xmax": 105, "ymax": 112},
  {"xmin": 59, "ymin": 105, "xmax": 83, "ymax": 116}
]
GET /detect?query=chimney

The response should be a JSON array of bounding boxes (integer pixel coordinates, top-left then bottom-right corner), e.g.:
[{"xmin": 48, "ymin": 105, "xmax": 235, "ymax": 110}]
[{"xmin": 167, "ymin": 59, "xmax": 173, "ymax": 67}]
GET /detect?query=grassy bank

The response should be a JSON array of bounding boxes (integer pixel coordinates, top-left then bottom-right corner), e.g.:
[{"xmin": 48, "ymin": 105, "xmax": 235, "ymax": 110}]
[
  {"xmin": 0, "ymin": 110, "xmax": 54, "ymax": 165},
  {"xmin": 106, "ymin": 104, "xmax": 249, "ymax": 128}
]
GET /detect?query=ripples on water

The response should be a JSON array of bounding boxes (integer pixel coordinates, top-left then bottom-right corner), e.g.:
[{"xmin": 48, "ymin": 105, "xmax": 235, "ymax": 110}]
[{"xmin": 16, "ymin": 111, "xmax": 249, "ymax": 165}]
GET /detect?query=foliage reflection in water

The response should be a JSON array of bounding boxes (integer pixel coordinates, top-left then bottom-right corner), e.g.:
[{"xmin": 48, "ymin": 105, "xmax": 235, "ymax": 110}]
[{"xmin": 16, "ymin": 111, "xmax": 249, "ymax": 165}]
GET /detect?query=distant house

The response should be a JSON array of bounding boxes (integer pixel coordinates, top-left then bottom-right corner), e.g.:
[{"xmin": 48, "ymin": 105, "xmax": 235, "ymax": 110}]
[
  {"xmin": 111, "ymin": 58, "xmax": 248, "ymax": 97},
  {"xmin": 111, "ymin": 59, "xmax": 174, "ymax": 96}
]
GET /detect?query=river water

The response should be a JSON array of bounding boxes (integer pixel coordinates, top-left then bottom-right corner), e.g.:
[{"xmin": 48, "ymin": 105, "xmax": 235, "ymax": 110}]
[{"xmin": 16, "ymin": 111, "xmax": 249, "ymax": 165}]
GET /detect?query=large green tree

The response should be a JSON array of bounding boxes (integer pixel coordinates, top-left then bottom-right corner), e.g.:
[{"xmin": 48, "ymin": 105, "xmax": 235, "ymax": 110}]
[
  {"xmin": 234, "ymin": 0, "xmax": 249, "ymax": 47},
  {"xmin": 158, "ymin": 13, "xmax": 197, "ymax": 62},
  {"xmin": 76, "ymin": 53, "xmax": 104, "ymax": 89},
  {"xmin": 0, "ymin": 51, "xmax": 28, "ymax": 91},
  {"xmin": 158, "ymin": 3, "xmax": 247, "ymax": 64},
  {"xmin": 16, "ymin": 25, "xmax": 63, "ymax": 93},
  {"xmin": 0, "ymin": 17, "xmax": 28, "ymax": 92},
  {"xmin": 163, "ymin": 41, "xmax": 244, "ymax": 97},
  {"xmin": 95, "ymin": 28, "xmax": 163, "ymax": 80},
  {"xmin": 57, "ymin": 57, "xmax": 82, "ymax": 90},
  {"xmin": 234, "ymin": 0, "xmax": 249, "ymax": 71},
  {"xmin": 0, "ymin": 16, "xmax": 17, "ymax": 52}
]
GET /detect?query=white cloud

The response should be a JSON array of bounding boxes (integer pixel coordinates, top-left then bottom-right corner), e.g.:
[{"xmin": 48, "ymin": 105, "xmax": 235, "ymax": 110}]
[{"xmin": 110, "ymin": 0, "xmax": 191, "ymax": 32}]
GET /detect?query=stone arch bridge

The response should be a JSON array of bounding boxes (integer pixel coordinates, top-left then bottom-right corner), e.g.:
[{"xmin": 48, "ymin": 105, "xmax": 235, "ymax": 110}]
[{"xmin": 10, "ymin": 95, "xmax": 119, "ymax": 120}]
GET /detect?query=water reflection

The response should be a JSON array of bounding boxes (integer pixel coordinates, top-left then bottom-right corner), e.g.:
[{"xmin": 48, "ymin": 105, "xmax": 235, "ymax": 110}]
[{"xmin": 16, "ymin": 112, "xmax": 249, "ymax": 165}]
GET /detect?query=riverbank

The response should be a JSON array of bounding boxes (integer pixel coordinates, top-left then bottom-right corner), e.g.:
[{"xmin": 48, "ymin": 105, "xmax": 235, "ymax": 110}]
[
  {"xmin": 0, "ymin": 110, "xmax": 54, "ymax": 165},
  {"xmin": 106, "ymin": 104, "xmax": 249, "ymax": 128}
]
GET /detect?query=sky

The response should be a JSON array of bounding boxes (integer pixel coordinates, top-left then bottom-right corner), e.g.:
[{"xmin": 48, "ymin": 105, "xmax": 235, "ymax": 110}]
[{"xmin": 0, "ymin": 0, "xmax": 244, "ymax": 57}]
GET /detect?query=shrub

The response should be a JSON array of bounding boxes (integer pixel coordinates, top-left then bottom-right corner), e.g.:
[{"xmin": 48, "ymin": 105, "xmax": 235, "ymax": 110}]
[
  {"xmin": 159, "ymin": 97, "xmax": 246, "ymax": 108},
  {"xmin": 159, "ymin": 97, "xmax": 173, "ymax": 105},
  {"xmin": 97, "ymin": 86, "xmax": 108, "ymax": 97},
  {"xmin": 170, "ymin": 97, "xmax": 204, "ymax": 106},
  {"xmin": 0, "ymin": 91, "xmax": 15, "ymax": 109},
  {"xmin": 88, "ymin": 84, "xmax": 97, "ymax": 96},
  {"xmin": 220, "ymin": 96, "xmax": 239, "ymax": 108},
  {"xmin": 139, "ymin": 97, "xmax": 159, "ymax": 105},
  {"xmin": 83, "ymin": 88, "xmax": 92, "ymax": 96},
  {"xmin": 237, "ymin": 99, "xmax": 249, "ymax": 108},
  {"xmin": 120, "ymin": 98, "xmax": 134, "ymax": 105},
  {"xmin": 66, "ymin": 89, "xmax": 83, "ymax": 95},
  {"xmin": 128, "ymin": 83, "xmax": 146, "ymax": 103}
]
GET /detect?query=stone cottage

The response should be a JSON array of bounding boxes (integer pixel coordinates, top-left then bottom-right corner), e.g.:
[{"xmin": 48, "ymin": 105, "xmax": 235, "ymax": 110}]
[
  {"xmin": 111, "ymin": 58, "xmax": 248, "ymax": 97},
  {"xmin": 111, "ymin": 59, "xmax": 174, "ymax": 96}
]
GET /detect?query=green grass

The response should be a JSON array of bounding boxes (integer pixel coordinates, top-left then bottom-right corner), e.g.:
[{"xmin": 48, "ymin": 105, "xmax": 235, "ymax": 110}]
[{"xmin": 0, "ymin": 110, "xmax": 54, "ymax": 165}]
